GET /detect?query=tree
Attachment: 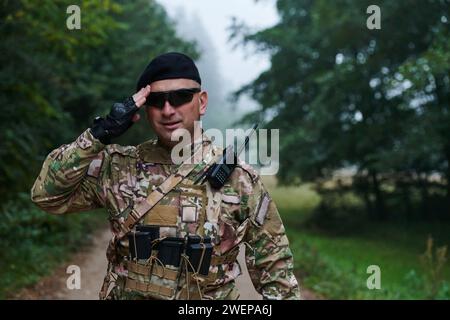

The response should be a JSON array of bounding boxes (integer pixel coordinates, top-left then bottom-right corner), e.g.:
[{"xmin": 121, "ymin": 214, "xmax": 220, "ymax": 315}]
[
  {"xmin": 232, "ymin": 0, "xmax": 450, "ymax": 220},
  {"xmin": 0, "ymin": 0, "xmax": 198, "ymax": 199}
]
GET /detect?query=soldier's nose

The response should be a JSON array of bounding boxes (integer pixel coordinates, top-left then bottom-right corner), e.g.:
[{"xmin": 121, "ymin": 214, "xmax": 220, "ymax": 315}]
[{"xmin": 161, "ymin": 101, "xmax": 176, "ymax": 117}]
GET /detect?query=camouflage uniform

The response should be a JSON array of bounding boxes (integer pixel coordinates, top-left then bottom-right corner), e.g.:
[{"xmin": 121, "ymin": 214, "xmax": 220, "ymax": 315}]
[{"xmin": 31, "ymin": 129, "xmax": 300, "ymax": 300}]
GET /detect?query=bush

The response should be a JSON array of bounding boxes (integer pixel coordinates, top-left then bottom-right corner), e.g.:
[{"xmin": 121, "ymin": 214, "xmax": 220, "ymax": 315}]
[
  {"xmin": 0, "ymin": 193, "xmax": 107, "ymax": 298},
  {"xmin": 305, "ymin": 190, "xmax": 366, "ymax": 234},
  {"xmin": 291, "ymin": 239, "xmax": 364, "ymax": 299},
  {"xmin": 288, "ymin": 229, "xmax": 450, "ymax": 299},
  {"xmin": 419, "ymin": 236, "xmax": 448, "ymax": 299}
]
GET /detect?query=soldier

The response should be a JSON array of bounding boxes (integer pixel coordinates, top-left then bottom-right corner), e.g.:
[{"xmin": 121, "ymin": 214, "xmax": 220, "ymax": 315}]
[{"xmin": 31, "ymin": 52, "xmax": 300, "ymax": 300}]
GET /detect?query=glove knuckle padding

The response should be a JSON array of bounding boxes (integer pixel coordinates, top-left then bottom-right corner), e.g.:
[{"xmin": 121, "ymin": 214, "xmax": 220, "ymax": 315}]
[
  {"xmin": 90, "ymin": 97, "xmax": 137, "ymax": 144},
  {"xmin": 111, "ymin": 98, "xmax": 137, "ymax": 119},
  {"xmin": 111, "ymin": 103, "xmax": 127, "ymax": 118}
]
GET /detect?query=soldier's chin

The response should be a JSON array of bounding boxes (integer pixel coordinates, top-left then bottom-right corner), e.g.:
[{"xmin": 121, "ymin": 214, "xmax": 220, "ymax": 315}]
[{"xmin": 168, "ymin": 127, "xmax": 192, "ymax": 144}]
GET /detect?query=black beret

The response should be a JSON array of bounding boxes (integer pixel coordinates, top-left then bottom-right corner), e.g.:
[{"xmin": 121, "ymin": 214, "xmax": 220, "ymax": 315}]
[{"xmin": 136, "ymin": 52, "xmax": 201, "ymax": 91}]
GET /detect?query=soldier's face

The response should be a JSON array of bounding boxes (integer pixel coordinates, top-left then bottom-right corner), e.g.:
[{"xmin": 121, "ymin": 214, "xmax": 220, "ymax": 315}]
[{"xmin": 145, "ymin": 78, "xmax": 207, "ymax": 148}]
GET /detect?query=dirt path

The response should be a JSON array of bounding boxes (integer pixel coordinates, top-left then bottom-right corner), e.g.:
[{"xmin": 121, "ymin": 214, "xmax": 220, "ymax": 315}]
[
  {"xmin": 13, "ymin": 228, "xmax": 317, "ymax": 300},
  {"xmin": 13, "ymin": 227, "xmax": 110, "ymax": 300}
]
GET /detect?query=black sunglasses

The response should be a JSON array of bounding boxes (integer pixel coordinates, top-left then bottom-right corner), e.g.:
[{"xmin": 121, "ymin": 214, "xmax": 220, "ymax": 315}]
[{"xmin": 145, "ymin": 88, "xmax": 201, "ymax": 109}]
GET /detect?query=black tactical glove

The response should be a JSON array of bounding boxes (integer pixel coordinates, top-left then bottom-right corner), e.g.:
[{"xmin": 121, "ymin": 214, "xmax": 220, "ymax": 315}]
[{"xmin": 90, "ymin": 96, "xmax": 138, "ymax": 145}]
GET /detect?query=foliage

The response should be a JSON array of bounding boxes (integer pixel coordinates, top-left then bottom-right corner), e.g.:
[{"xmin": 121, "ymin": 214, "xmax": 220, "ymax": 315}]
[
  {"xmin": 0, "ymin": 194, "xmax": 106, "ymax": 299},
  {"xmin": 232, "ymin": 0, "xmax": 450, "ymax": 220},
  {"xmin": 0, "ymin": 0, "xmax": 198, "ymax": 297},
  {"xmin": 278, "ymin": 183, "xmax": 450, "ymax": 299},
  {"xmin": 0, "ymin": 0, "xmax": 198, "ymax": 199},
  {"xmin": 420, "ymin": 236, "xmax": 448, "ymax": 299}
]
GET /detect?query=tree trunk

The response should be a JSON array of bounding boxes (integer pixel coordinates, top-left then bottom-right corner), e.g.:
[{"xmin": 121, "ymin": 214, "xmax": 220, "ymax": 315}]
[
  {"xmin": 398, "ymin": 179, "xmax": 413, "ymax": 219},
  {"xmin": 354, "ymin": 174, "xmax": 374, "ymax": 220},
  {"xmin": 364, "ymin": 178, "xmax": 375, "ymax": 220},
  {"xmin": 418, "ymin": 174, "xmax": 430, "ymax": 220},
  {"xmin": 436, "ymin": 76, "xmax": 450, "ymax": 216},
  {"xmin": 362, "ymin": 186, "xmax": 374, "ymax": 220},
  {"xmin": 370, "ymin": 170, "xmax": 387, "ymax": 220}
]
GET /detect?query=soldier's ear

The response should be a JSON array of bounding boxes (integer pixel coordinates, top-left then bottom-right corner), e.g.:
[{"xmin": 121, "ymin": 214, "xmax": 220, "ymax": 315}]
[{"xmin": 198, "ymin": 91, "xmax": 207, "ymax": 116}]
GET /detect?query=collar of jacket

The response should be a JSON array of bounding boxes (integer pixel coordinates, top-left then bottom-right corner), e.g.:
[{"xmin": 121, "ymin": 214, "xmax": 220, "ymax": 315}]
[{"xmin": 137, "ymin": 133, "xmax": 213, "ymax": 164}]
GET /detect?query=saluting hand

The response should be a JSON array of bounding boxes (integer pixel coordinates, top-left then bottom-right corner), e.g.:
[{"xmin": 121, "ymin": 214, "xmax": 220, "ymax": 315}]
[{"xmin": 90, "ymin": 85, "xmax": 151, "ymax": 144}]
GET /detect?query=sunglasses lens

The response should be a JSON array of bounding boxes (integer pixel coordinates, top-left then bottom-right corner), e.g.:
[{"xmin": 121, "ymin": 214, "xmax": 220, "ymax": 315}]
[
  {"xmin": 146, "ymin": 89, "xmax": 199, "ymax": 109},
  {"xmin": 169, "ymin": 90, "xmax": 195, "ymax": 107},
  {"xmin": 146, "ymin": 93, "xmax": 165, "ymax": 109}
]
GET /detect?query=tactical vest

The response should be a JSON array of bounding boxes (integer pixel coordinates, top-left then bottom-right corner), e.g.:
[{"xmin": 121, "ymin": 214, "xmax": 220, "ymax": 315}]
[{"xmin": 100, "ymin": 142, "xmax": 241, "ymax": 300}]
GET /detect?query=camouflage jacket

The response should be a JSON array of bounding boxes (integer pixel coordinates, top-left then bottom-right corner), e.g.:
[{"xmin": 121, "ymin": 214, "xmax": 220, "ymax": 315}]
[{"xmin": 31, "ymin": 129, "xmax": 300, "ymax": 300}]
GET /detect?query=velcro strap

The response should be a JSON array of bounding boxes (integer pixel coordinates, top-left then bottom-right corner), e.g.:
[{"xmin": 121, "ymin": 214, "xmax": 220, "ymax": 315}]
[
  {"xmin": 144, "ymin": 205, "xmax": 178, "ymax": 226},
  {"xmin": 126, "ymin": 261, "xmax": 179, "ymax": 281},
  {"xmin": 125, "ymin": 278, "xmax": 174, "ymax": 297},
  {"xmin": 151, "ymin": 264, "xmax": 179, "ymax": 281},
  {"xmin": 210, "ymin": 249, "xmax": 239, "ymax": 266},
  {"xmin": 126, "ymin": 261, "xmax": 151, "ymax": 276}
]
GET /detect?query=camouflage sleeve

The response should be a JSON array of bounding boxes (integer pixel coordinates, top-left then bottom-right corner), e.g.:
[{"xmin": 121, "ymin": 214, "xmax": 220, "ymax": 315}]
[
  {"xmin": 31, "ymin": 129, "xmax": 107, "ymax": 214},
  {"xmin": 240, "ymin": 169, "xmax": 301, "ymax": 300}
]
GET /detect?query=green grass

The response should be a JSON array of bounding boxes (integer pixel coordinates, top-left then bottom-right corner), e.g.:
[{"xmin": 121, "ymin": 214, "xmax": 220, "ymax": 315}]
[
  {"xmin": 287, "ymin": 226, "xmax": 450, "ymax": 299},
  {"xmin": 261, "ymin": 177, "xmax": 450, "ymax": 299},
  {"xmin": 0, "ymin": 196, "xmax": 107, "ymax": 299}
]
